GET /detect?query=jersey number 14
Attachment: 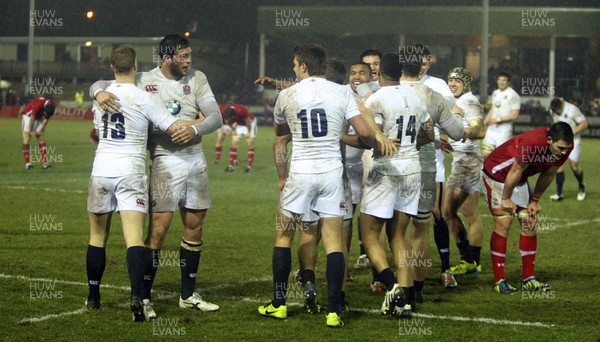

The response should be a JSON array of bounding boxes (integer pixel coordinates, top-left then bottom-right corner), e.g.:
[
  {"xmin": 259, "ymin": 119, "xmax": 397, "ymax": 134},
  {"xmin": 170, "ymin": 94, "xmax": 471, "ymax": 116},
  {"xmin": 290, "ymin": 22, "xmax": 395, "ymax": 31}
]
[{"xmin": 397, "ymin": 115, "xmax": 416, "ymax": 143}]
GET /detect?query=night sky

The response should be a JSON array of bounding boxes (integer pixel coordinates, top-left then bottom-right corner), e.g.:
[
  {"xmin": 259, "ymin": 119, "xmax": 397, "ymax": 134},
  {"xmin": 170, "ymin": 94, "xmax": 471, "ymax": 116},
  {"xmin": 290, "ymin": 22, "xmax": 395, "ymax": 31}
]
[{"xmin": 1, "ymin": 0, "xmax": 598, "ymax": 41}]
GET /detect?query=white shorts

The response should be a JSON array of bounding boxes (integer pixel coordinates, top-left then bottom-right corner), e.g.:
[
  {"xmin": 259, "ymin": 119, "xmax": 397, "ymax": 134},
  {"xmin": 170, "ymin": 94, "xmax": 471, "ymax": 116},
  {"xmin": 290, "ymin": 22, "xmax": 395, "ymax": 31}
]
[
  {"xmin": 280, "ymin": 166, "xmax": 346, "ymax": 220},
  {"xmin": 150, "ymin": 154, "xmax": 212, "ymax": 212},
  {"xmin": 346, "ymin": 162, "xmax": 364, "ymax": 205},
  {"xmin": 481, "ymin": 171, "xmax": 529, "ymax": 213},
  {"xmin": 87, "ymin": 174, "xmax": 149, "ymax": 214},
  {"xmin": 569, "ymin": 138, "xmax": 581, "ymax": 162},
  {"xmin": 483, "ymin": 127, "xmax": 512, "ymax": 149},
  {"xmin": 219, "ymin": 119, "xmax": 257, "ymax": 138},
  {"xmin": 446, "ymin": 152, "xmax": 483, "ymax": 195},
  {"xmin": 435, "ymin": 148, "xmax": 445, "ymax": 183},
  {"xmin": 360, "ymin": 171, "xmax": 421, "ymax": 219},
  {"xmin": 22, "ymin": 116, "xmax": 42, "ymax": 133},
  {"xmin": 418, "ymin": 172, "xmax": 436, "ymax": 213}
]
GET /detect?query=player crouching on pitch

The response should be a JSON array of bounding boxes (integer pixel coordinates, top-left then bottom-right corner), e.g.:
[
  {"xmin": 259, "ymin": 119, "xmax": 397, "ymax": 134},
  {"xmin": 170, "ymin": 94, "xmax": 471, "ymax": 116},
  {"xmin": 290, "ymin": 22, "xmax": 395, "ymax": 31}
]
[{"xmin": 481, "ymin": 122, "xmax": 573, "ymax": 294}]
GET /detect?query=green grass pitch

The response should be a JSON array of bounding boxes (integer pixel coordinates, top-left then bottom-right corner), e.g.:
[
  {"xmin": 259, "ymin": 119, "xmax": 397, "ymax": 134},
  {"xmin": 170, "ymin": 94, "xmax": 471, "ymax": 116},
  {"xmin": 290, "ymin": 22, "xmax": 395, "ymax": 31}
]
[{"xmin": 0, "ymin": 118, "xmax": 598, "ymax": 341}]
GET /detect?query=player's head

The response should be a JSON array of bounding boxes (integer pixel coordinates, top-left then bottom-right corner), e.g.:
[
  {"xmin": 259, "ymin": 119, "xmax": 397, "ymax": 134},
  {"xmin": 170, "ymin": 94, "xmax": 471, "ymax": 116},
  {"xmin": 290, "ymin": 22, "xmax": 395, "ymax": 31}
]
[
  {"xmin": 43, "ymin": 99, "xmax": 55, "ymax": 117},
  {"xmin": 550, "ymin": 98, "xmax": 565, "ymax": 115},
  {"xmin": 379, "ymin": 53, "xmax": 402, "ymax": 83},
  {"xmin": 399, "ymin": 45, "xmax": 422, "ymax": 78},
  {"xmin": 414, "ymin": 44, "xmax": 432, "ymax": 78},
  {"xmin": 110, "ymin": 44, "xmax": 137, "ymax": 75},
  {"xmin": 447, "ymin": 67, "xmax": 473, "ymax": 97},
  {"xmin": 159, "ymin": 34, "xmax": 192, "ymax": 78},
  {"xmin": 293, "ymin": 44, "xmax": 327, "ymax": 79},
  {"xmin": 359, "ymin": 49, "xmax": 382, "ymax": 81},
  {"xmin": 325, "ymin": 58, "xmax": 347, "ymax": 85},
  {"xmin": 546, "ymin": 122, "xmax": 573, "ymax": 159},
  {"xmin": 497, "ymin": 72, "xmax": 511, "ymax": 90},
  {"xmin": 348, "ymin": 62, "xmax": 371, "ymax": 92},
  {"xmin": 223, "ymin": 106, "xmax": 236, "ymax": 125}
]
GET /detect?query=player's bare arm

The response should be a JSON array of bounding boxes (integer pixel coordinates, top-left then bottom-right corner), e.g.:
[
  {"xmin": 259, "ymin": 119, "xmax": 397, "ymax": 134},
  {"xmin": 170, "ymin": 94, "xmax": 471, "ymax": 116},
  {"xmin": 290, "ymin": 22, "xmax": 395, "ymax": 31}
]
[
  {"xmin": 417, "ymin": 118, "xmax": 435, "ymax": 149},
  {"xmin": 500, "ymin": 108, "xmax": 520, "ymax": 123},
  {"xmin": 273, "ymin": 126, "xmax": 291, "ymax": 192},
  {"xmin": 528, "ymin": 166, "xmax": 559, "ymax": 216},
  {"xmin": 483, "ymin": 107, "xmax": 494, "ymax": 125},
  {"xmin": 254, "ymin": 76, "xmax": 295, "ymax": 89},
  {"xmin": 501, "ymin": 159, "xmax": 529, "ymax": 215},
  {"xmin": 573, "ymin": 119, "xmax": 588, "ymax": 135},
  {"xmin": 463, "ymin": 118, "xmax": 486, "ymax": 142}
]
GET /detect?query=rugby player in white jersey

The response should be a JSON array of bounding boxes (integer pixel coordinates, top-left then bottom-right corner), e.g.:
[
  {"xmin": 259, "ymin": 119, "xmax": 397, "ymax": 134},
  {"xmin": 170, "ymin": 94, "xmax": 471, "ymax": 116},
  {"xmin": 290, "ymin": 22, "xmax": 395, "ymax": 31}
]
[
  {"xmin": 443, "ymin": 67, "xmax": 487, "ymax": 277},
  {"xmin": 398, "ymin": 47, "xmax": 465, "ymax": 303},
  {"xmin": 358, "ymin": 53, "xmax": 433, "ymax": 318},
  {"xmin": 482, "ymin": 72, "xmax": 521, "ymax": 157},
  {"xmin": 90, "ymin": 34, "xmax": 222, "ymax": 316},
  {"xmin": 414, "ymin": 44, "xmax": 459, "ymax": 288},
  {"xmin": 258, "ymin": 44, "xmax": 376, "ymax": 328},
  {"xmin": 548, "ymin": 98, "xmax": 588, "ymax": 201},
  {"xmin": 85, "ymin": 45, "xmax": 182, "ymax": 321}
]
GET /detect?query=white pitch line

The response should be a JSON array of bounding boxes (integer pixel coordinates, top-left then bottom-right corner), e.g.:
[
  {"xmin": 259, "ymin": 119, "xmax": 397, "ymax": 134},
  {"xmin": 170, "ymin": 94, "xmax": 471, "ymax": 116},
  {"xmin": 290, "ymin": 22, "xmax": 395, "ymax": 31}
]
[
  {"xmin": 0, "ymin": 273, "xmax": 131, "ymax": 292},
  {"xmin": 0, "ymin": 185, "xmax": 86, "ymax": 194},
  {"xmin": 238, "ymin": 297, "xmax": 553, "ymax": 328},
  {"xmin": 20, "ymin": 309, "xmax": 86, "ymax": 324}
]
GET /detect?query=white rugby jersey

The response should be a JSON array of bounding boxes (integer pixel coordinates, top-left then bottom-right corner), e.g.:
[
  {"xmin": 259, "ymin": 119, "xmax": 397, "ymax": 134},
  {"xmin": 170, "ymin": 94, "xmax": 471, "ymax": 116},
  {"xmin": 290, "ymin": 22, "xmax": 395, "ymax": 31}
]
[
  {"xmin": 489, "ymin": 87, "xmax": 520, "ymax": 131},
  {"xmin": 92, "ymin": 83, "xmax": 176, "ymax": 177},
  {"xmin": 449, "ymin": 91, "xmax": 484, "ymax": 154},
  {"xmin": 401, "ymin": 80, "xmax": 453, "ymax": 173},
  {"xmin": 421, "ymin": 74, "xmax": 456, "ymax": 164},
  {"xmin": 344, "ymin": 87, "xmax": 366, "ymax": 166},
  {"xmin": 551, "ymin": 101, "xmax": 586, "ymax": 142},
  {"xmin": 137, "ymin": 67, "xmax": 215, "ymax": 157},
  {"xmin": 365, "ymin": 85, "xmax": 430, "ymax": 176},
  {"xmin": 274, "ymin": 77, "xmax": 361, "ymax": 174}
]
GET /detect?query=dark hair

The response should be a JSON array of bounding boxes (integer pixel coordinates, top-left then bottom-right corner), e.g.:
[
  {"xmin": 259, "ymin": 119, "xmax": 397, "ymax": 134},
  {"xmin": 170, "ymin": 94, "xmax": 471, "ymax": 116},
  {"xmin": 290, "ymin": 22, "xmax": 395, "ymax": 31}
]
[
  {"xmin": 224, "ymin": 106, "xmax": 236, "ymax": 120},
  {"xmin": 414, "ymin": 44, "xmax": 431, "ymax": 58},
  {"xmin": 294, "ymin": 44, "xmax": 327, "ymax": 76},
  {"xmin": 399, "ymin": 45, "xmax": 422, "ymax": 77},
  {"xmin": 380, "ymin": 53, "xmax": 402, "ymax": 82},
  {"xmin": 550, "ymin": 98, "xmax": 563, "ymax": 113},
  {"xmin": 359, "ymin": 48, "xmax": 383, "ymax": 61},
  {"xmin": 547, "ymin": 122, "xmax": 574, "ymax": 144},
  {"xmin": 43, "ymin": 100, "xmax": 55, "ymax": 116},
  {"xmin": 158, "ymin": 34, "xmax": 190, "ymax": 59},
  {"xmin": 498, "ymin": 71, "xmax": 511, "ymax": 81},
  {"xmin": 350, "ymin": 61, "xmax": 372, "ymax": 74},
  {"xmin": 110, "ymin": 44, "xmax": 136, "ymax": 74},
  {"xmin": 325, "ymin": 59, "xmax": 347, "ymax": 85}
]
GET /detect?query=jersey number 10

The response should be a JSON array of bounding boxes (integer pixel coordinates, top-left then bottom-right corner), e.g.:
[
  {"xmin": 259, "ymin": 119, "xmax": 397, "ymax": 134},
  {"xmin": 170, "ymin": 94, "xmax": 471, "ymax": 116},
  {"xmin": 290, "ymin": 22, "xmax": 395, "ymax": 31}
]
[
  {"xmin": 297, "ymin": 108, "xmax": 328, "ymax": 138},
  {"xmin": 102, "ymin": 113, "xmax": 126, "ymax": 140}
]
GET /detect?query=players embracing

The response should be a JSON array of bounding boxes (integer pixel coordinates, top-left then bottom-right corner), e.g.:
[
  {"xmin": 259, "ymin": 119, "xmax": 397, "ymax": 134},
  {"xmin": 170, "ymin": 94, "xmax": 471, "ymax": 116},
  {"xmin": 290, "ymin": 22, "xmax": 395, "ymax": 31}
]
[{"xmin": 91, "ymin": 34, "xmax": 222, "ymax": 318}]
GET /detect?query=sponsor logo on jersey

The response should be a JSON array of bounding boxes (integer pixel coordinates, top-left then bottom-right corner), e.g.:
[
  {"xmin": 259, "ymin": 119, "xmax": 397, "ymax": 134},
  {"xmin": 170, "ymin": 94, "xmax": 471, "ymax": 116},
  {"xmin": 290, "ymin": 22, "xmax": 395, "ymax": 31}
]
[
  {"xmin": 145, "ymin": 84, "xmax": 159, "ymax": 93},
  {"xmin": 183, "ymin": 85, "xmax": 191, "ymax": 95},
  {"xmin": 136, "ymin": 198, "xmax": 146, "ymax": 206}
]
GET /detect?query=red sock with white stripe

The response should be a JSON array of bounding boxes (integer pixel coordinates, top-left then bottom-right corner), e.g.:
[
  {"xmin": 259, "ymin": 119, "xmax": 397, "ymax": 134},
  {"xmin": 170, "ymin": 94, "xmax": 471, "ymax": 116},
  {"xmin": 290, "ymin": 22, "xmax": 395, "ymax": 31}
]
[
  {"xmin": 247, "ymin": 148, "xmax": 255, "ymax": 167},
  {"xmin": 215, "ymin": 146, "xmax": 222, "ymax": 161},
  {"xmin": 39, "ymin": 143, "xmax": 48, "ymax": 164},
  {"xmin": 23, "ymin": 144, "xmax": 30, "ymax": 164},
  {"xmin": 490, "ymin": 231, "xmax": 507, "ymax": 283},
  {"xmin": 520, "ymin": 234, "xmax": 537, "ymax": 282},
  {"xmin": 228, "ymin": 148, "xmax": 237, "ymax": 167}
]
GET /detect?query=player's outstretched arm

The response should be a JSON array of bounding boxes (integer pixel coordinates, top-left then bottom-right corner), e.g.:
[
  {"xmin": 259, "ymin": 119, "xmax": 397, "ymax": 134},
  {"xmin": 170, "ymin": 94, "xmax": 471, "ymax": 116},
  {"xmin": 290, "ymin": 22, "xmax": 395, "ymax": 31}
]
[
  {"xmin": 178, "ymin": 97, "xmax": 222, "ymax": 141},
  {"xmin": 254, "ymin": 77, "xmax": 296, "ymax": 89}
]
